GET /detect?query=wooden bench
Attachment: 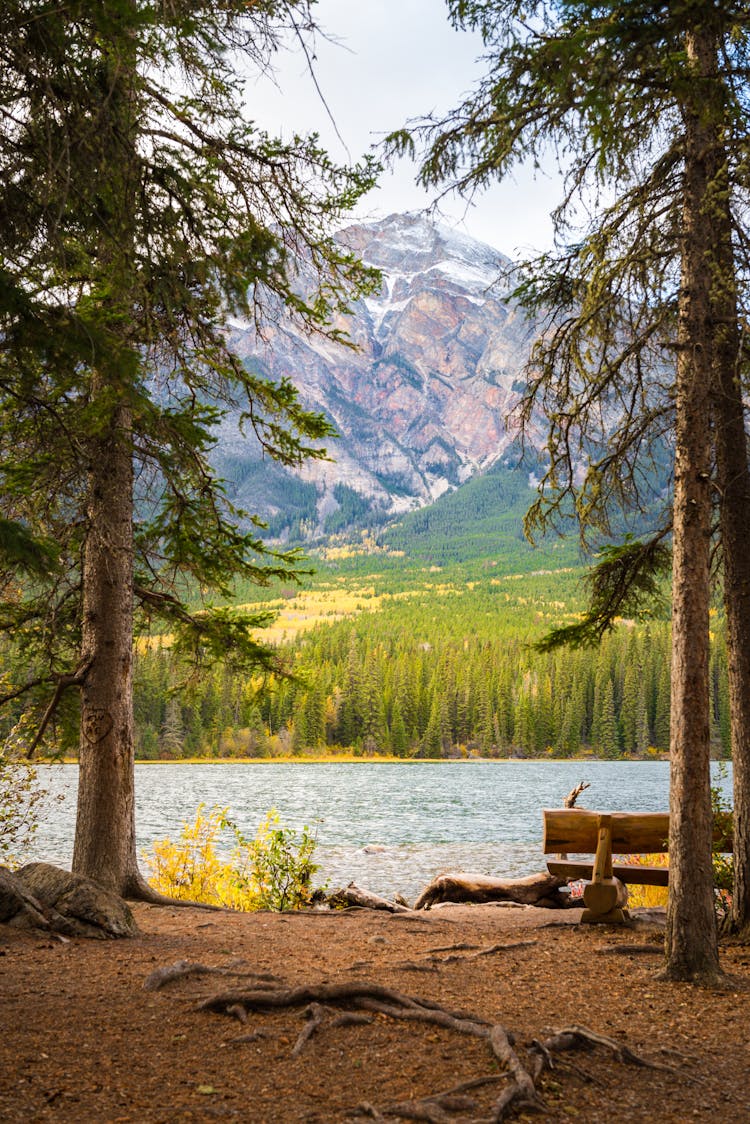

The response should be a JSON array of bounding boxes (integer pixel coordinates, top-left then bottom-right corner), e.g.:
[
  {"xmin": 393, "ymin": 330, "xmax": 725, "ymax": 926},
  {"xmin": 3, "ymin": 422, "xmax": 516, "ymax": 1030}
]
[{"xmin": 542, "ymin": 808, "xmax": 670, "ymax": 924}]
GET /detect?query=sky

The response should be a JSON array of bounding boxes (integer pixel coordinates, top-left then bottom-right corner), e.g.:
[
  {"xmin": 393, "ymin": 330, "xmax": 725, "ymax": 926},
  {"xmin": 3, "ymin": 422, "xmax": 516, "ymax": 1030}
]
[{"xmin": 250, "ymin": 0, "xmax": 561, "ymax": 256}]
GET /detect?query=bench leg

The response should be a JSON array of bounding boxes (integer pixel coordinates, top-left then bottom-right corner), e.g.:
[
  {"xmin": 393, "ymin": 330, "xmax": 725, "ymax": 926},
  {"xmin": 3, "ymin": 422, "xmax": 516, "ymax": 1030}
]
[
  {"xmin": 581, "ymin": 817, "xmax": 629, "ymax": 923},
  {"xmin": 581, "ymin": 878, "xmax": 629, "ymax": 923}
]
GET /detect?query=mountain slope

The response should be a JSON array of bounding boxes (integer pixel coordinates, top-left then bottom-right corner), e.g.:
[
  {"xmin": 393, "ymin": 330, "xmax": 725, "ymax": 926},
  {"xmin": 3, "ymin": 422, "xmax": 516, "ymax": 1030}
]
[{"xmin": 217, "ymin": 212, "xmax": 544, "ymax": 538}]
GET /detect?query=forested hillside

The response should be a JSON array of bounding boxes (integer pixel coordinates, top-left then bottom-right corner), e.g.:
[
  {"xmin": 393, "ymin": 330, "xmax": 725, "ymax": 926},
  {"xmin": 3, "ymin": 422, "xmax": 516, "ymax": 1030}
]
[{"xmin": 130, "ymin": 561, "xmax": 731, "ymax": 761}]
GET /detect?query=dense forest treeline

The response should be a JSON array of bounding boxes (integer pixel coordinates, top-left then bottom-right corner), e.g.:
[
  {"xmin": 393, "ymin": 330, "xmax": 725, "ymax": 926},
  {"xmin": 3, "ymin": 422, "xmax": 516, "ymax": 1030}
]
[{"xmin": 130, "ymin": 569, "xmax": 731, "ymax": 761}]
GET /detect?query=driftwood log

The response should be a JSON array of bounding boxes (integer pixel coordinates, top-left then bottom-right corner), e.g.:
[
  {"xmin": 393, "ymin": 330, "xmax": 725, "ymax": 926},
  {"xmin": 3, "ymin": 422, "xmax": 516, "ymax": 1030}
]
[
  {"xmin": 413, "ymin": 870, "xmax": 571, "ymax": 911},
  {"xmin": 563, "ymin": 780, "xmax": 591, "ymax": 807},
  {"xmin": 0, "ymin": 863, "xmax": 139, "ymax": 939},
  {"xmin": 327, "ymin": 882, "xmax": 412, "ymax": 913}
]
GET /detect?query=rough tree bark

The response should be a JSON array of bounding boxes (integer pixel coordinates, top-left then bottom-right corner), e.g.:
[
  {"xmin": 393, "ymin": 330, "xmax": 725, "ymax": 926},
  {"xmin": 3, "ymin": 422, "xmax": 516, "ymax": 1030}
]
[
  {"xmin": 70, "ymin": 15, "xmax": 150, "ymax": 899},
  {"xmin": 710, "ymin": 166, "xmax": 750, "ymax": 941},
  {"xmin": 72, "ymin": 391, "xmax": 144, "ymax": 896},
  {"xmin": 663, "ymin": 23, "xmax": 722, "ymax": 983}
]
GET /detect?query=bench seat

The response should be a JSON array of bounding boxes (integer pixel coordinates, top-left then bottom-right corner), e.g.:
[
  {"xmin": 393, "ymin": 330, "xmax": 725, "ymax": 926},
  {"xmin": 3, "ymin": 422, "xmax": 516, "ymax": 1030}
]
[{"xmin": 547, "ymin": 858, "xmax": 669, "ymax": 887}]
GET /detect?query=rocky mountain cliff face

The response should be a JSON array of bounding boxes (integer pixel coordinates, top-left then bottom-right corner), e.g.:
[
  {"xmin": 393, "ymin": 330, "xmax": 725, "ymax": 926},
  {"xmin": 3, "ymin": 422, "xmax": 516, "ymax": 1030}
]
[{"xmin": 219, "ymin": 212, "xmax": 543, "ymax": 536}]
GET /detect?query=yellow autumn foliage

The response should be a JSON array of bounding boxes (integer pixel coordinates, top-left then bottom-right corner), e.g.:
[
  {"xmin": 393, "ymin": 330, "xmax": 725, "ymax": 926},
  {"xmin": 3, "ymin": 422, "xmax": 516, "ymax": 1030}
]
[
  {"xmin": 144, "ymin": 805, "xmax": 319, "ymax": 911},
  {"xmin": 617, "ymin": 854, "xmax": 669, "ymax": 909}
]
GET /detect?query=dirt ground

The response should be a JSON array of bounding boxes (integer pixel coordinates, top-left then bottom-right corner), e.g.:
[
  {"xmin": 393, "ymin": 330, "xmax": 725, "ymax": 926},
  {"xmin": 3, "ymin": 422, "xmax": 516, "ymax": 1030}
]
[{"xmin": 1, "ymin": 901, "xmax": 749, "ymax": 1123}]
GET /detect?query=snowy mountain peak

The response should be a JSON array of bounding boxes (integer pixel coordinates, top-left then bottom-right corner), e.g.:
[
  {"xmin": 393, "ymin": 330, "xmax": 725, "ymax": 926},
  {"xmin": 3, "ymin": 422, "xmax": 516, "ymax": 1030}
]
[{"xmin": 345, "ymin": 211, "xmax": 511, "ymax": 293}]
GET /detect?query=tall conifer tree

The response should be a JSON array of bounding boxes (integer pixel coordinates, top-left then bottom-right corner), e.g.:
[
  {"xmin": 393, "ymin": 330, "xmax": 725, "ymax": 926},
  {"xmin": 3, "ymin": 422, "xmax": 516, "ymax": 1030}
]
[
  {"xmin": 0, "ymin": 1, "xmax": 377, "ymax": 895},
  {"xmin": 394, "ymin": 0, "xmax": 750, "ymax": 978}
]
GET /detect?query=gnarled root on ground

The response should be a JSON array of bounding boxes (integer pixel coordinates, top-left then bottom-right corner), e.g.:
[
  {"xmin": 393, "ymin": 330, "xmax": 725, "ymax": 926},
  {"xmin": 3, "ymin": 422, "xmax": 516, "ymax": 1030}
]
[
  {"xmin": 186, "ymin": 979, "xmax": 685, "ymax": 1122},
  {"xmin": 1, "ymin": 862, "xmax": 138, "ymax": 939},
  {"xmin": 123, "ymin": 871, "xmax": 222, "ymax": 910}
]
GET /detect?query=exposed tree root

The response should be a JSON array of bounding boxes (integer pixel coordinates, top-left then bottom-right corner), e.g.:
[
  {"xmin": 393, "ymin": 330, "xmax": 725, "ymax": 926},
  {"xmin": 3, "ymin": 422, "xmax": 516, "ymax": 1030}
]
[
  {"xmin": 597, "ymin": 943, "xmax": 663, "ymax": 957},
  {"xmin": 391, "ymin": 940, "xmax": 538, "ymax": 973},
  {"xmin": 178, "ymin": 977, "xmax": 688, "ymax": 1120},
  {"xmin": 225, "ymin": 1003, "xmax": 248, "ymax": 1024},
  {"xmin": 394, "ymin": 960, "xmax": 440, "ymax": 973},
  {"xmin": 143, "ymin": 959, "xmax": 282, "ymax": 991},
  {"xmin": 224, "ymin": 1028, "xmax": 271, "ymax": 1045},
  {"xmin": 549, "ymin": 1026, "xmax": 688, "ymax": 1076},
  {"xmin": 292, "ymin": 1002, "xmax": 327, "ymax": 1057},
  {"xmin": 435, "ymin": 940, "xmax": 538, "ymax": 964},
  {"xmin": 123, "ymin": 873, "xmax": 222, "ymax": 911},
  {"xmin": 143, "ymin": 960, "xmax": 224, "ymax": 991},
  {"xmin": 425, "ymin": 942, "xmax": 479, "ymax": 954},
  {"xmin": 105, "ymin": 960, "xmax": 695, "ymax": 1121},
  {"xmin": 382, "ymin": 1093, "xmax": 480, "ymax": 1121},
  {"xmin": 3, "ymin": 863, "xmax": 138, "ymax": 939}
]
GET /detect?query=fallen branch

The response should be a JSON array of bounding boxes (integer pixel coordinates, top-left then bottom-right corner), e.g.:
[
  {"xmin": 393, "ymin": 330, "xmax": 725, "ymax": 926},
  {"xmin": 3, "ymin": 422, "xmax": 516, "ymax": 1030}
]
[{"xmin": 327, "ymin": 883, "xmax": 411, "ymax": 913}]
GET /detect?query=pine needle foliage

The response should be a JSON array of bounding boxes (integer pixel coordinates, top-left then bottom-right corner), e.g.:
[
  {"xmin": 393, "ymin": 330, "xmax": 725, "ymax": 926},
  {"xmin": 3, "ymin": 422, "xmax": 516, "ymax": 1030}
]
[
  {"xmin": 390, "ymin": 0, "xmax": 750, "ymax": 559},
  {"xmin": 534, "ymin": 534, "xmax": 671, "ymax": 651},
  {"xmin": 0, "ymin": 2, "xmax": 380, "ymax": 747}
]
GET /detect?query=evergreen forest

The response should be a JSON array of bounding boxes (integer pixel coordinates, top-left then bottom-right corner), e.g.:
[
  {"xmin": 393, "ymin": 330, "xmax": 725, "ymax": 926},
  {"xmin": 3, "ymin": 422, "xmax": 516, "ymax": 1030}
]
[
  {"xmin": 130, "ymin": 555, "xmax": 729, "ymax": 762},
  {"xmin": 120, "ymin": 466, "xmax": 730, "ymax": 763}
]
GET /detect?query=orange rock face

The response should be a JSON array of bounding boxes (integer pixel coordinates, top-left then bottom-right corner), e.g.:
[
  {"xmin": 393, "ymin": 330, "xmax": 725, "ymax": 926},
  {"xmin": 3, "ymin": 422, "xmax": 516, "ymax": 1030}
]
[{"xmin": 222, "ymin": 212, "xmax": 546, "ymax": 526}]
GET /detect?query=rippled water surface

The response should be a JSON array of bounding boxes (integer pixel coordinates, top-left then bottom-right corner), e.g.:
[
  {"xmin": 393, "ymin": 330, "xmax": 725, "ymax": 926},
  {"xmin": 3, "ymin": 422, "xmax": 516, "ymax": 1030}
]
[{"xmin": 32, "ymin": 760, "xmax": 732, "ymax": 899}]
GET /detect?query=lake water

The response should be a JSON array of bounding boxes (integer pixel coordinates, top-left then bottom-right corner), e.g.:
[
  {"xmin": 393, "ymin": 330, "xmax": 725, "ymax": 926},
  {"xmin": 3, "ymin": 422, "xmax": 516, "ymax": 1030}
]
[{"xmin": 30, "ymin": 760, "xmax": 732, "ymax": 901}]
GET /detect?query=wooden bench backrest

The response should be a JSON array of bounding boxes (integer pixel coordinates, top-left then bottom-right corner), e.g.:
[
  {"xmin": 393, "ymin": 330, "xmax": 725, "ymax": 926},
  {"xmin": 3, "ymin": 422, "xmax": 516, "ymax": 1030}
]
[{"xmin": 543, "ymin": 808, "xmax": 669, "ymax": 855}]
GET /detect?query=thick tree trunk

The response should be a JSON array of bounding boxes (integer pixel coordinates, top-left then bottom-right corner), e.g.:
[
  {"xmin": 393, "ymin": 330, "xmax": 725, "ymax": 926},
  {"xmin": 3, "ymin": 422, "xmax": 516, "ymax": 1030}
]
[
  {"xmin": 662, "ymin": 26, "xmax": 721, "ymax": 983},
  {"xmin": 710, "ymin": 177, "xmax": 750, "ymax": 940},
  {"xmin": 72, "ymin": 393, "xmax": 144, "ymax": 896},
  {"xmin": 71, "ymin": 16, "xmax": 150, "ymax": 899}
]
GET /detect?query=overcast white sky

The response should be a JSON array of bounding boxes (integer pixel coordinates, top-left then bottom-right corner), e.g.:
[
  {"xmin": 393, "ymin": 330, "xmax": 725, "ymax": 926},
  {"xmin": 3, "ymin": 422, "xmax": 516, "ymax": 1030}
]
[{"xmin": 251, "ymin": 0, "xmax": 561, "ymax": 256}]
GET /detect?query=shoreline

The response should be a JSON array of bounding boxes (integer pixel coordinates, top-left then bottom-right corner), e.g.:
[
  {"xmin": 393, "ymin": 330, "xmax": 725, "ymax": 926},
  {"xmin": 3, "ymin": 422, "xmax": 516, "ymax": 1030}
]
[{"xmin": 47, "ymin": 751, "xmax": 676, "ymax": 765}]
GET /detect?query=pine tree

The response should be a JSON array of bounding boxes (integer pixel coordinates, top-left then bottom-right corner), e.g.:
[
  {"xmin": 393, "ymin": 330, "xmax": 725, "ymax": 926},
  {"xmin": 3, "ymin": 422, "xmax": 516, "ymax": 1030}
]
[
  {"xmin": 398, "ymin": 0, "xmax": 750, "ymax": 980},
  {"xmin": 159, "ymin": 698, "xmax": 185, "ymax": 760},
  {"xmin": 598, "ymin": 680, "xmax": 620, "ymax": 760},
  {"xmin": 620, "ymin": 662, "xmax": 640, "ymax": 755},
  {"xmin": 390, "ymin": 703, "xmax": 409, "ymax": 758},
  {"xmin": 654, "ymin": 663, "xmax": 671, "ymax": 752},
  {"xmin": 0, "ymin": 2, "xmax": 377, "ymax": 896}
]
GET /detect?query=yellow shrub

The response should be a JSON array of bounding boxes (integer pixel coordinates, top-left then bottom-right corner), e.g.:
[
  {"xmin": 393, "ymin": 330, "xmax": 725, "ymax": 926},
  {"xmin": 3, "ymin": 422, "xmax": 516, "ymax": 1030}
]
[
  {"xmin": 616, "ymin": 853, "xmax": 669, "ymax": 908},
  {"xmin": 144, "ymin": 805, "xmax": 319, "ymax": 911}
]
